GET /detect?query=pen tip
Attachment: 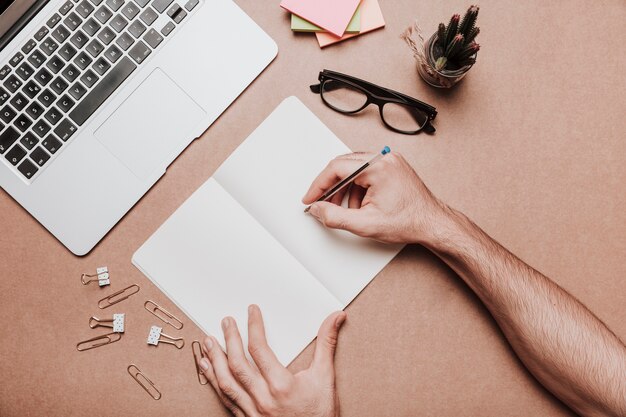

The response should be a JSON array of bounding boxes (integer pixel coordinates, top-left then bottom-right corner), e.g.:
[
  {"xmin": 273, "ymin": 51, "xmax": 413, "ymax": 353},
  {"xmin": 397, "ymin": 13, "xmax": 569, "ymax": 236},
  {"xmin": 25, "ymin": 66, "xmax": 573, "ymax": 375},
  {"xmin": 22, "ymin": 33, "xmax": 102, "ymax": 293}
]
[{"xmin": 304, "ymin": 206, "xmax": 311, "ymax": 213}]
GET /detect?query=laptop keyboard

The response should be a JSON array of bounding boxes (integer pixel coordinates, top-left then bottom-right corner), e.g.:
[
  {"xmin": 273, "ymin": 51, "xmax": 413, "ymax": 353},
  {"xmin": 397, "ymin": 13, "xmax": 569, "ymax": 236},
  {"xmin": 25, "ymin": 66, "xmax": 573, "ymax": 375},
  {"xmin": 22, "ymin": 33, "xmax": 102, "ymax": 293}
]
[{"xmin": 0, "ymin": 0, "xmax": 200, "ymax": 182}]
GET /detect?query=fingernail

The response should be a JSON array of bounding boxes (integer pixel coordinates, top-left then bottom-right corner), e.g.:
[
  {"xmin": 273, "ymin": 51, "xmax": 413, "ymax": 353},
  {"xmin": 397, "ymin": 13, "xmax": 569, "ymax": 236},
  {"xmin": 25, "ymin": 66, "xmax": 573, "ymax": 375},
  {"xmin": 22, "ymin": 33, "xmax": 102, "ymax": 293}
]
[
  {"xmin": 335, "ymin": 313, "xmax": 347, "ymax": 328},
  {"xmin": 204, "ymin": 337, "xmax": 213, "ymax": 350},
  {"xmin": 308, "ymin": 204, "xmax": 320, "ymax": 219},
  {"xmin": 248, "ymin": 304, "xmax": 257, "ymax": 314},
  {"xmin": 199, "ymin": 358, "xmax": 210, "ymax": 371},
  {"xmin": 222, "ymin": 317, "xmax": 230, "ymax": 330}
]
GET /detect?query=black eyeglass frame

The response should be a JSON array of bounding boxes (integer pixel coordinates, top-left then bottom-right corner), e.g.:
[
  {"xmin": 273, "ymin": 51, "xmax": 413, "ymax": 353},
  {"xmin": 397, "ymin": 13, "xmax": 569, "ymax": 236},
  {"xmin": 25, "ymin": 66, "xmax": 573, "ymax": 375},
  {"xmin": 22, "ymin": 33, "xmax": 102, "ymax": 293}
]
[{"xmin": 310, "ymin": 69, "xmax": 438, "ymax": 134}]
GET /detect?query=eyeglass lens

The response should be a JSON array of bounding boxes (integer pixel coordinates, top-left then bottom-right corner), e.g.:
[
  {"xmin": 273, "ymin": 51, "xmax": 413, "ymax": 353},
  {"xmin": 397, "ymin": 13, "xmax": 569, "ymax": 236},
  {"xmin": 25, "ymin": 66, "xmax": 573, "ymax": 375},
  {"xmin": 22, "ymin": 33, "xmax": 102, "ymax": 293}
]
[{"xmin": 321, "ymin": 79, "xmax": 429, "ymax": 133}]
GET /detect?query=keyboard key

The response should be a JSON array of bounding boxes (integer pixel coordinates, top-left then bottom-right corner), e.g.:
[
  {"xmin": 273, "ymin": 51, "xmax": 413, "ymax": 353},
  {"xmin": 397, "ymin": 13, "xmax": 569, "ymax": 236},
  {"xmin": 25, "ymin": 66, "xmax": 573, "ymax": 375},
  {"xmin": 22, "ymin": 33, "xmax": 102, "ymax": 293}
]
[
  {"xmin": 115, "ymin": 32, "xmax": 134, "ymax": 50},
  {"xmin": 21, "ymin": 39, "xmax": 37, "ymax": 55},
  {"xmin": 42, "ymin": 134, "xmax": 62, "ymax": 154},
  {"xmin": 73, "ymin": 51, "xmax": 93, "ymax": 69},
  {"xmin": 110, "ymin": 14, "xmax": 128, "ymax": 32},
  {"xmin": 0, "ymin": 105, "xmax": 17, "ymax": 123},
  {"xmin": 14, "ymin": 114, "xmax": 33, "ymax": 132},
  {"xmin": 0, "ymin": 65, "xmax": 10, "ymax": 80},
  {"xmin": 89, "ymin": 0, "xmax": 105, "ymax": 6},
  {"xmin": 136, "ymin": 0, "xmax": 150, "ymax": 6},
  {"xmin": 69, "ymin": 82, "xmax": 87, "ymax": 100},
  {"xmin": 16, "ymin": 63, "xmax": 34, "ymax": 80},
  {"xmin": 18, "ymin": 158, "xmax": 39, "ymax": 179},
  {"xmin": 161, "ymin": 21, "xmax": 175, "ymax": 36},
  {"xmin": 61, "ymin": 64, "xmax": 80, "ymax": 82},
  {"xmin": 51, "ymin": 76, "xmax": 69, "ymax": 94},
  {"xmin": 0, "ymin": 126, "xmax": 19, "ymax": 153},
  {"xmin": 35, "ymin": 68, "xmax": 53, "ymax": 86},
  {"xmin": 69, "ymin": 56, "xmax": 136, "ymax": 126},
  {"xmin": 80, "ymin": 69, "xmax": 99, "ymax": 87},
  {"xmin": 64, "ymin": 12, "xmax": 83, "ymax": 31},
  {"xmin": 9, "ymin": 52, "xmax": 24, "ymax": 67},
  {"xmin": 21, "ymin": 132, "xmax": 39, "ymax": 150},
  {"xmin": 33, "ymin": 119, "xmax": 51, "ymax": 137},
  {"xmin": 0, "ymin": 87, "xmax": 8, "ymax": 104},
  {"xmin": 76, "ymin": 1, "xmax": 94, "ymax": 18},
  {"xmin": 5, "ymin": 144, "xmax": 27, "ymax": 165},
  {"xmin": 26, "ymin": 101, "xmax": 44, "ymax": 119},
  {"xmin": 23, "ymin": 81, "xmax": 42, "ymax": 99},
  {"xmin": 103, "ymin": 44, "xmax": 122, "ymax": 63},
  {"xmin": 92, "ymin": 57, "xmax": 111, "ymax": 75},
  {"xmin": 34, "ymin": 26, "xmax": 49, "ymax": 41},
  {"xmin": 54, "ymin": 118, "xmax": 78, "ymax": 141},
  {"xmin": 38, "ymin": 89, "xmax": 57, "ymax": 107},
  {"xmin": 4, "ymin": 75, "xmax": 22, "ymax": 93},
  {"xmin": 172, "ymin": 7, "xmax": 186, "ymax": 23},
  {"xmin": 128, "ymin": 40, "xmax": 150, "ymax": 64},
  {"xmin": 86, "ymin": 39, "xmax": 105, "ymax": 57},
  {"xmin": 184, "ymin": 0, "xmax": 198, "ymax": 11},
  {"xmin": 52, "ymin": 25, "xmax": 71, "ymax": 42},
  {"xmin": 128, "ymin": 20, "xmax": 146, "ymax": 38},
  {"xmin": 28, "ymin": 50, "xmax": 46, "ymax": 68},
  {"xmin": 106, "ymin": 0, "xmax": 125, "ymax": 11},
  {"xmin": 57, "ymin": 95, "xmax": 75, "ymax": 112},
  {"xmin": 152, "ymin": 0, "xmax": 173, "ymax": 13},
  {"xmin": 121, "ymin": 1, "xmax": 140, "ymax": 19},
  {"xmin": 30, "ymin": 146, "xmax": 50, "ymax": 166},
  {"xmin": 59, "ymin": 43, "xmax": 78, "ymax": 61},
  {"xmin": 47, "ymin": 13, "xmax": 62, "ymax": 28},
  {"xmin": 94, "ymin": 6, "xmax": 113, "ymax": 23},
  {"xmin": 45, "ymin": 107, "xmax": 63, "ymax": 125},
  {"xmin": 143, "ymin": 28, "xmax": 163, "ymax": 48},
  {"xmin": 41, "ymin": 37, "xmax": 59, "ymax": 56},
  {"xmin": 10, "ymin": 92, "xmax": 28, "ymax": 111},
  {"xmin": 47, "ymin": 55, "xmax": 65, "ymax": 74},
  {"xmin": 139, "ymin": 7, "xmax": 157, "ymax": 25},
  {"xmin": 83, "ymin": 17, "xmax": 101, "ymax": 36},
  {"xmin": 70, "ymin": 30, "xmax": 89, "ymax": 48},
  {"xmin": 59, "ymin": 1, "xmax": 74, "ymax": 15},
  {"xmin": 97, "ymin": 26, "xmax": 116, "ymax": 45}
]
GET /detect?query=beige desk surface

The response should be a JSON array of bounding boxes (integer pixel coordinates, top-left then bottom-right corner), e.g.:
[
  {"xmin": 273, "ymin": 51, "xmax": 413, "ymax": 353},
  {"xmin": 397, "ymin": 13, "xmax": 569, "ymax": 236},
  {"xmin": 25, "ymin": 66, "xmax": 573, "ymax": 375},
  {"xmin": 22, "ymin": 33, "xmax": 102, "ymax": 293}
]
[{"xmin": 1, "ymin": 1, "xmax": 625, "ymax": 416}]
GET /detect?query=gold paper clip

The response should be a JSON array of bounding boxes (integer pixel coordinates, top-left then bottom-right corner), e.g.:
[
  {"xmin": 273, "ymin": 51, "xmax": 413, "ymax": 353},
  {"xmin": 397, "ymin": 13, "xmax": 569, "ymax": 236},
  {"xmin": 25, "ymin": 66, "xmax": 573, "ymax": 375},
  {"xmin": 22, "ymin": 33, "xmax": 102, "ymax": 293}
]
[
  {"xmin": 147, "ymin": 325, "xmax": 184, "ymax": 349},
  {"xmin": 98, "ymin": 284, "xmax": 140, "ymax": 309},
  {"xmin": 81, "ymin": 266, "xmax": 110, "ymax": 287},
  {"xmin": 89, "ymin": 313, "xmax": 125, "ymax": 333},
  {"xmin": 76, "ymin": 332, "xmax": 122, "ymax": 351},
  {"xmin": 192, "ymin": 341, "xmax": 209, "ymax": 385},
  {"xmin": 127, "ymin": 364, "xmax": 162, "ymax": 400},
  {"xmin": 144, "ymin": 300, "xmax": 184, "ymax": 330}
]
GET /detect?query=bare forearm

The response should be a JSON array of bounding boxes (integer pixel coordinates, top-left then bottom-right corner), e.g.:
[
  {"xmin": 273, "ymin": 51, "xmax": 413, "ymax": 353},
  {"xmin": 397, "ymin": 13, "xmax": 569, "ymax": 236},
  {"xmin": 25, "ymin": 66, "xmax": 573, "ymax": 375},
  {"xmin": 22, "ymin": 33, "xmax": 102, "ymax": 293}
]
[{"xmin": 421, "ymin": 207, "xmax": 626, "ymax": 417}]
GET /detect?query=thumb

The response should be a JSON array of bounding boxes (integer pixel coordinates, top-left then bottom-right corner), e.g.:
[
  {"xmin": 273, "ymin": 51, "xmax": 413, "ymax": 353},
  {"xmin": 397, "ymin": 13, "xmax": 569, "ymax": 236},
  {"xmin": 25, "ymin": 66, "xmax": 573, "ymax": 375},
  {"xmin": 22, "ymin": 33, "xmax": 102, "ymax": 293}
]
[
  {"xmin": 312, "ymin": 311, "xmax": 347, "ymax": 377},
  {"xmin": 308, "ymin": 202, "xmax": 369, "ymax": 235}
]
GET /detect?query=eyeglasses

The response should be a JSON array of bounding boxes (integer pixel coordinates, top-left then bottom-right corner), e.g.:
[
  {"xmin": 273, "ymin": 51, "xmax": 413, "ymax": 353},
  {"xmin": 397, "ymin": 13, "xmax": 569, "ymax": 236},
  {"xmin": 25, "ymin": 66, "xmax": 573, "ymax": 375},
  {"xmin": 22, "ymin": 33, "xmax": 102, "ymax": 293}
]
[{"xmin": 310, "ymin": 69, "xmax": 437, "ymax": 134}]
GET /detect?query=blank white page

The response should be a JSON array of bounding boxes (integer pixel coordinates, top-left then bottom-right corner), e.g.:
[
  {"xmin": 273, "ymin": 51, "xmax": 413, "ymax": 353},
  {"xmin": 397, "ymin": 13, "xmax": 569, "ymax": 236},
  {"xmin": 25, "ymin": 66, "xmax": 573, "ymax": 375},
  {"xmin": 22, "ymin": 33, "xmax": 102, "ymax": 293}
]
[
  {"xmin": 215, "ymin": 97, "xmax": 403, "ymax": 305},
  {"xmin": 133, "ymin": 178, "xmax": 342, "ymax": 365}
]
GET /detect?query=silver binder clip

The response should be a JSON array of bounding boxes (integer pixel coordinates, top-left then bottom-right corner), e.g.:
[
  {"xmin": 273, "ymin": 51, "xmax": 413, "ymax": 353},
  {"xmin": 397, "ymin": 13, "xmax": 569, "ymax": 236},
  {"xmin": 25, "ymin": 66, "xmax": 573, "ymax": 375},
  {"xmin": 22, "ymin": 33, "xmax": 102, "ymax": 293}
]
[
  {"xmin": 147, "ymin": 325, "xmax": 184, "ymax": 349},
  {"xmin": 81, "ymin": 266, "xmax": 110, "ymax": 287},
  {"xmin": 89, "ymin": 313, "xmax": 125, "ymax": 333}
]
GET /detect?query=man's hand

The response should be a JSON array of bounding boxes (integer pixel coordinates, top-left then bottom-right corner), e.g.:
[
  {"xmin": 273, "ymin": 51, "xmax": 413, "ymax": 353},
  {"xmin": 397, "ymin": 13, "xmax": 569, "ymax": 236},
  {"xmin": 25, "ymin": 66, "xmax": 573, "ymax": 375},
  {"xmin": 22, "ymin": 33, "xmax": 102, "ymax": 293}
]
[
  {"xmin": 302, "ymin": 152, "xmax": 448, "ymax": 244},
  {"xmin": 199, "ymin": 305, "xmax": 347, "ymax": 417}
]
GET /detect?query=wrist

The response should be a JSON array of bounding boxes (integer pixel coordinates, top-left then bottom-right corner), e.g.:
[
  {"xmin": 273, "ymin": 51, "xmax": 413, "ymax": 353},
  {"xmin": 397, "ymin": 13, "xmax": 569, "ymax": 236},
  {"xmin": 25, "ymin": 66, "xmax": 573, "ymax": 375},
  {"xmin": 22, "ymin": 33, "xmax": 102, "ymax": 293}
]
[{"xmin": 414, "ymin": 202, "xmax": 470, "ymax": 252}]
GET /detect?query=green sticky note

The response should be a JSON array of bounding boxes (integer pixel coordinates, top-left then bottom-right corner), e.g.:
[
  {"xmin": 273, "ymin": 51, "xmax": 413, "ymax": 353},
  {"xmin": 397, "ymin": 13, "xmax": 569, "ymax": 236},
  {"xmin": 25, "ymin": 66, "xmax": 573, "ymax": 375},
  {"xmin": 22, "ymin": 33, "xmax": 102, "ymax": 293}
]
[{"xmin": 291, "ymin": 6, "xmax": 361, "ymax": 33}]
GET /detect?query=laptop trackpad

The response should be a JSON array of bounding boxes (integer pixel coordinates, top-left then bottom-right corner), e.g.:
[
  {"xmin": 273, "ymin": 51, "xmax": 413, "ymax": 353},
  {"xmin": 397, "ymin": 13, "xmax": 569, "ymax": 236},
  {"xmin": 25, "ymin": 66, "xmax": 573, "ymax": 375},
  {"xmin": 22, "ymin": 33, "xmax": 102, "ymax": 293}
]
[{"xmin": 95, "ymin": 68, "xmax": 206, "ymax": 180}]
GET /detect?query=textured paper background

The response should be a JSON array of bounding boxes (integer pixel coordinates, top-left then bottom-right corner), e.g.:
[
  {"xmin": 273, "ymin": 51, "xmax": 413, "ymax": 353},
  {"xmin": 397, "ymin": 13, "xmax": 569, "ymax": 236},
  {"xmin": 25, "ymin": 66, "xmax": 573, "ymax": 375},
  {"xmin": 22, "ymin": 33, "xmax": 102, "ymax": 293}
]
[{"xmin": 1, "ymin": 1, "xmax": 625, "ymax": 416}]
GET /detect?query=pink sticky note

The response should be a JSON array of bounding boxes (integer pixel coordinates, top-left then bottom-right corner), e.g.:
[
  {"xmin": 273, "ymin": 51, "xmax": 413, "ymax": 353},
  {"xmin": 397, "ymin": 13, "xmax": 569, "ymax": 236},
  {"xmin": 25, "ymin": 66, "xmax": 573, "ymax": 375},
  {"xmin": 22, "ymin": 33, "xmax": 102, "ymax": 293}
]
[
  {"xmin": 316, "ymin": 0, "xmax": 385, "ymax": 48},
  {"xmin": 280, "ymin": 0, "xmax": 361, "ymax": 37}
]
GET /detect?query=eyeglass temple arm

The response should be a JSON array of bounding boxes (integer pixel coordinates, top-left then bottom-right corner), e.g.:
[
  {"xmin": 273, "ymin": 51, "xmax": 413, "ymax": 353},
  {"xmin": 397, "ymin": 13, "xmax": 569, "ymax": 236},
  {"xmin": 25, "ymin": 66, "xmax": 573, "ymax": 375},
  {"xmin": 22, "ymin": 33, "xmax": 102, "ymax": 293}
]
[{"xmin": 310, "ymin": 83, "xmax": 321, "ymax": 94}]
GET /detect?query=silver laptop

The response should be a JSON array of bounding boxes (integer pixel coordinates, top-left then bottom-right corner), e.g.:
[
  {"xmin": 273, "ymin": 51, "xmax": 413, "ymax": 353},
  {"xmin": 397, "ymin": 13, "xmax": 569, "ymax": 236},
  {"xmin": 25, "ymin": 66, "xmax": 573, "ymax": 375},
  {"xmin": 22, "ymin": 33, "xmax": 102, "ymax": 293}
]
[{"xmin": 0, "ymin": 0, "xmax": 277, "ymax": 255}]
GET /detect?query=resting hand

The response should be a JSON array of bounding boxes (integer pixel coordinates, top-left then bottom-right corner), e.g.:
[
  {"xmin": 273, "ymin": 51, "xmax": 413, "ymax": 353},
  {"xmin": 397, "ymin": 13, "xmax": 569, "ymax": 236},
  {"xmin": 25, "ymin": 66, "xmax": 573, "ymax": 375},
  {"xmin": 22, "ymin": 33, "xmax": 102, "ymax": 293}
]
[
  {"xmin": 199, "ymin": 305, "xmax": 347, "ymax": 417},
  {"xmin": 302, "ymin": 152, "xmax": 447, "ymax": 244}
]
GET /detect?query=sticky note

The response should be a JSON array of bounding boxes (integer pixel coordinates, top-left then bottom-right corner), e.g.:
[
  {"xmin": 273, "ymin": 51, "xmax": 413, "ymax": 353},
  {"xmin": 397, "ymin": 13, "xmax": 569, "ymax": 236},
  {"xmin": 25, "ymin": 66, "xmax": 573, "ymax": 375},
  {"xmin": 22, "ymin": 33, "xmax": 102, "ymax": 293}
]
[
  {"xmin": 316, "ymin": 0, "xmax": 385, "ymax": 48},
  {"xmin": 280, "ymin": 0, "xmax": 361, "ymax": 37},
  {"xmin": 291, "ymin": 6, "xmax": 361, "ymax": 33}
]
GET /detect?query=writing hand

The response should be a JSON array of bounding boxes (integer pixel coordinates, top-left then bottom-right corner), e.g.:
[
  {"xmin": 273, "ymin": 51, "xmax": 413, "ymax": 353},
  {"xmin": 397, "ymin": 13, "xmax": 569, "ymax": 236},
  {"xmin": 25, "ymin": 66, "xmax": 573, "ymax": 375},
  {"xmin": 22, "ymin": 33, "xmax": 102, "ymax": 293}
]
[{"xmin": 199, "ymin": 305, "xmax": 347, "ymax": 417}]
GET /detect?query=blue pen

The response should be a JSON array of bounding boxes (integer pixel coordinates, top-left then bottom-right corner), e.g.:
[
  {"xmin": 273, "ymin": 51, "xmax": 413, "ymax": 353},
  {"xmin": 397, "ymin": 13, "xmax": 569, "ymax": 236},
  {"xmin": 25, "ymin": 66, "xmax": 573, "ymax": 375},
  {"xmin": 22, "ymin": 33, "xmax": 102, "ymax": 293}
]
[{"xmin": 304, "ymin": 146, "xmax": 390, "ymax": 213}]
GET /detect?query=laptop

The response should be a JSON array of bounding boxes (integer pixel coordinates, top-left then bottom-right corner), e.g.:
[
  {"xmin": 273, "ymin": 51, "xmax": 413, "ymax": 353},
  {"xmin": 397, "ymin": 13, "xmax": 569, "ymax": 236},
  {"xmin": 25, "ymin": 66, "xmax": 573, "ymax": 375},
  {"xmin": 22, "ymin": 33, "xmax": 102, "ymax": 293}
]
[{"xmin": 0, "ymin": 0, "xmax": 277, "ymax": 255}]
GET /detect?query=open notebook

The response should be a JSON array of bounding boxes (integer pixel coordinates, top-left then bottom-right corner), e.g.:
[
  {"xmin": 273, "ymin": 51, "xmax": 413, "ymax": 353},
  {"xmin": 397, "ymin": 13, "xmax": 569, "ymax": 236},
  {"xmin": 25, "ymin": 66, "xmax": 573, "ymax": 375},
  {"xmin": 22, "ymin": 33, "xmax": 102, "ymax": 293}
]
[{"xmin": 133, "ymin": 97, "xmax": 403, "ymax": 365}]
